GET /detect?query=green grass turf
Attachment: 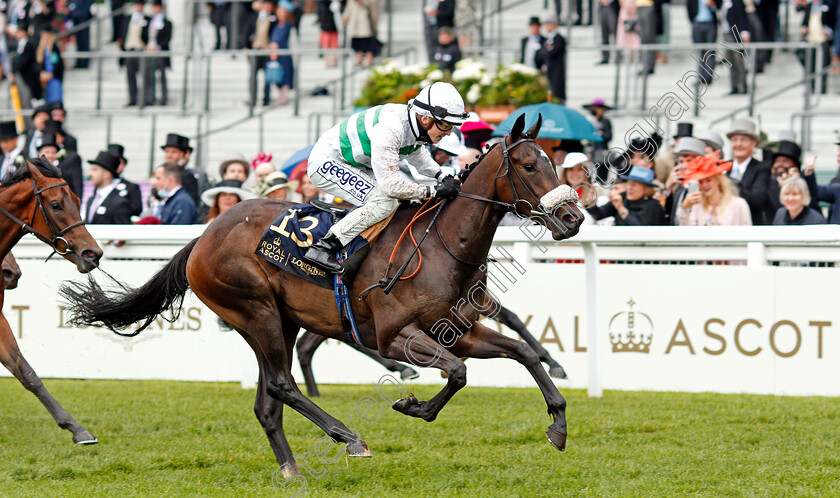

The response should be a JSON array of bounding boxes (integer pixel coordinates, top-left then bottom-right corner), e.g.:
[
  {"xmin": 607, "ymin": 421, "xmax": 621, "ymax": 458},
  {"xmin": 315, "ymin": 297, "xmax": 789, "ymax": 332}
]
[{"xmin": 1, "ymin": 378, "xmax": 839, "ymax": 497}]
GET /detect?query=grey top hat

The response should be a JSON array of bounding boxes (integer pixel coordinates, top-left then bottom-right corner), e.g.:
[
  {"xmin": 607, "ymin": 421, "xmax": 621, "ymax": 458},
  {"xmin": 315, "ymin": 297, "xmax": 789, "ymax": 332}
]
[
  {"xmin": 726, "ymin": 118, "xmax": 759, "ymax": 141},
  {"xmin": 695, "ymin": 130, "xmax": 724, "ymax": 151},
  {"xmin": 673, "ymin": 137, "xmax": 707, "ymax": 157}
]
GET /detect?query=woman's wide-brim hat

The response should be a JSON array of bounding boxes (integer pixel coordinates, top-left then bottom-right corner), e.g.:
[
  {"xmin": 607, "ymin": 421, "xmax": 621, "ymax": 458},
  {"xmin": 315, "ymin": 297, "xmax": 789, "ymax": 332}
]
[
  {"xmin": 262, "ymin": 171, "xmax": 299, "ymax": 197},
  {"xmin": 582, "ymin": 98, "xmax": 613, "ymax": 111},
  {"xmin": 201, "ymin": 179, "xmax": 257, "ymax": 207},
  {"xmin": 680, "ymin": 156, "xmax": 733, "ymax": 184}
]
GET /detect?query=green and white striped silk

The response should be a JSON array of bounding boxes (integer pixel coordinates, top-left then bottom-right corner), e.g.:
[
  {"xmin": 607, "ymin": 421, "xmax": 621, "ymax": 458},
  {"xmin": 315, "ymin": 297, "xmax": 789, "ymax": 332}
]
[{"xmin": 338, "ymin": 105, "xmax": 421, "ymax": 169}]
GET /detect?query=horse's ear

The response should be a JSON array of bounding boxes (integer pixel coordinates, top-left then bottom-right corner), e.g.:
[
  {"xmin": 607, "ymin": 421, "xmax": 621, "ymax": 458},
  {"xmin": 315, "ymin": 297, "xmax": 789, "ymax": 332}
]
[
  {"xmin": 510, "ymin": 113, "xmax": 526, "ymax": 141},
  {"xmin": 526, "ymin": 114, "xmax": 542, "ymax": 139},
  {"xmin": 25, "ymin": 158, "xmax": 44, "ymax": 179}
]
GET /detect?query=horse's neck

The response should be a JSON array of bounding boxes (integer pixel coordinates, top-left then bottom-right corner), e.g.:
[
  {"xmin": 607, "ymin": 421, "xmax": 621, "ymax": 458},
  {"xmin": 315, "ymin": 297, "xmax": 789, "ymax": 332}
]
[
  {"xmin": 0, "ymin": 184, "xmax": 31, "ymax": 257},
  {"xmin": 438, "ymin": 154, "xmax": 506, "ymax": 263}
]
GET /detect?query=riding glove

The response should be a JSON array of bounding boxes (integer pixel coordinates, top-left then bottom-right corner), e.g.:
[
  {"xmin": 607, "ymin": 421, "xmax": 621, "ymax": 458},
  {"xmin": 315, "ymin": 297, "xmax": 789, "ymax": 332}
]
[{"xmin": 434, "ymin": 175, "xmax": 461, "ymax": 199}]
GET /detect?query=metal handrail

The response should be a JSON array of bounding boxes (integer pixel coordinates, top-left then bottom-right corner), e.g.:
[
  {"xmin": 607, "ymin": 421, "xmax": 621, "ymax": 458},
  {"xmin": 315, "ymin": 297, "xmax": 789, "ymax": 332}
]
[{"xmin": 56, "ymin": 4, "xmax": 132, "ymax": 41}]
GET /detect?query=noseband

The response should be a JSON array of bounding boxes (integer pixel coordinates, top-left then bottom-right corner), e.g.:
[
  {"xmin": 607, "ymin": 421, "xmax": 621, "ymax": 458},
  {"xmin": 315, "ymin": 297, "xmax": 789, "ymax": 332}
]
[{"xmin": 0, "ymin": 178, "xmax": 86, "ymax": 259}]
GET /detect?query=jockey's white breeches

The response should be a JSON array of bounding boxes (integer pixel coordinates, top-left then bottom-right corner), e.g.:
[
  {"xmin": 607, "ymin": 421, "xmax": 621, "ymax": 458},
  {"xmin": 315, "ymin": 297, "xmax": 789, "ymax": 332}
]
[{"xmin": 308, "ymin": 142, "xmax": 399, "ymax": 246}]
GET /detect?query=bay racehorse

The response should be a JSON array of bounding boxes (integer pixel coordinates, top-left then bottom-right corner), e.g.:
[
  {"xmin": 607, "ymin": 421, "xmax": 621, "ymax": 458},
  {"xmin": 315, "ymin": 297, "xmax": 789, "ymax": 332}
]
[
  {"xmin": 61, "ymin": 115, "xmax": 584, "ymax": 476},
  {"xmin": 1, "ymin": 159, "xmax": 103, "ymax": 444},
  {"xmin": 295, "ymin": 302, "xmax": 568, "ymax": 398}
]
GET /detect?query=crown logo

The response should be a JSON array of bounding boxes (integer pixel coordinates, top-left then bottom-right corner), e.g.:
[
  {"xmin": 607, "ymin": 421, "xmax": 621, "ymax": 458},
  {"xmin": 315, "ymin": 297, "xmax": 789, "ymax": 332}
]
[{"xmin": 609, "ymin": 298, "xmax": 653, "ymax": 354}]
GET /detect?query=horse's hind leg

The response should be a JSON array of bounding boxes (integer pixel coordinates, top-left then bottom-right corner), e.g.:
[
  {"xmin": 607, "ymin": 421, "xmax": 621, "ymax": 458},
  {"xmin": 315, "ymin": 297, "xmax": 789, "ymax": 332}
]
[
  {"xmin": 295, "ymin": 331, "xmax": 326, "ymax": 397},
  {"xmin": 239, "ymin": 332, "xmax": 300, "ymax": 476},
  {"xmin": 495, "ymin": 305, "xmax": 567, "ymax": 379},
  {"xmin": 0, "ymin": 313, "xmax": 97, "ymax": 444},
  {"xmin": 450, "ymin": 321, "xmax": 567, "ymax": 451},
  {"xmin": 248, "ymin": 310, "xmax": 372, "ymax": 457}
]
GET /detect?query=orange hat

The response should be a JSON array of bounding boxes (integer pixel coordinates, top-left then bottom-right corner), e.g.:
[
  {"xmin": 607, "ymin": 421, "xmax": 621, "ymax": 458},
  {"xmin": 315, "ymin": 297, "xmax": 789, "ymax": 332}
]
[{"xmin": 680, "ymin": 156, "xmax": 733, "ymax": 185}]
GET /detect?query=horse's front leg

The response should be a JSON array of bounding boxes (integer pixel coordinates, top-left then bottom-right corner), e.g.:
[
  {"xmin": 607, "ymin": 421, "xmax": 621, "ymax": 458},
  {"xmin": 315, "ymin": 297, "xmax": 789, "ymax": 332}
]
[
  {"xmin": 0, "ymin": 312, "xmax": 98, "ymax": 445},
  {"xmin": 449, "ymin": 321, "xmax": 567, "ymax": 451},
  {"xmin": 379, "ymin": 324, "xmax": 465, "ymax": 422}
]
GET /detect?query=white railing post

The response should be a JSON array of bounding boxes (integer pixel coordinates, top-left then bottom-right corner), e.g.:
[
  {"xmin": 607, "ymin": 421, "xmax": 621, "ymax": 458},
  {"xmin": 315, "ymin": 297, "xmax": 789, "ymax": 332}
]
[
  {"xmin": 582, "ymin": 242, "xmax": 602, "ymax": 398},
  {"xmin": 747, "ymin": 242, "xmax": 767, "ymax": 267},
  {"xmin": 513, "ymin": 241, "xmax": 530, "ymax": 264}
]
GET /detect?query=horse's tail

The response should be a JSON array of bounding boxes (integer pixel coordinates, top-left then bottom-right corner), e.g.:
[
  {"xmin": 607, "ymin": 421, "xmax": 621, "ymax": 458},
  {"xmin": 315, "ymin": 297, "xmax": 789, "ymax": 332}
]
[{"xmin": 59, "ymin": 238, "xmax": 199, "ymax": 337}]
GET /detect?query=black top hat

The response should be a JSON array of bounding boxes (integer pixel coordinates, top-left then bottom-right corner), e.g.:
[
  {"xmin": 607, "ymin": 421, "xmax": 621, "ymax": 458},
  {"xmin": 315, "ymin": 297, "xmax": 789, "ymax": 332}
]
[
  {"xmin": 108, "ymin": 143, "xmax": 127, "ymax": 163},
  {"xmin": 38, "ymin": 133, "xmax": 59, "ymax": 150},
  {"xmin": 49, "ymin": 101, "xmax": 65, "ymax": 113},
  {"xmin": 132, "ymin": 0, "xmax": 145, "ymax": 4},
  {"xmin": 43, "ymin": 119, "xmax": 63, "ymax": 135},
  {"xmin": 152, "ymin": 0, "xmax": 163, "ymax": 6},
  {"xmin": 0, "ymin": 121, "xmax": 19, "ymax": 140},
  {"xmin": 774, "ymin": 140, "xmax": 802, "ymax": 168},
  {"xmin": 87, "ymin": 151, "xmax": 121, "ymax": 176},
  {"xmin": 674, "ymin": 122, "xmax": 693, "ymax": 139},
  {"xmin": 161, "ymin": 133, "xmax": 191, "ymax": 152},
  {"xmin": 529, "ymin": 16, "xmax": 540, "ymax": 25},
  {"xmin": 32, "ymin": 105, "xmax": 51, "ymax": 119}
]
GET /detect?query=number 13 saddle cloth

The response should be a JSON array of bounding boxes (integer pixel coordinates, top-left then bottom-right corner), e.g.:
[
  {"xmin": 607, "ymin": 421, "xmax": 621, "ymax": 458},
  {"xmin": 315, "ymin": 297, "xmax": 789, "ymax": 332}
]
[{"xmin": 255, "ymin": 203, "xmax": 394, "ymax": 289}]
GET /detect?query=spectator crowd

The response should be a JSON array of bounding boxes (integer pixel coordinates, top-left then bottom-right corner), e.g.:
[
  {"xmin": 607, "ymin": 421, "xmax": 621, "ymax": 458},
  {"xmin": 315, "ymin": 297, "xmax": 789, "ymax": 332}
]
[{"xmin": 0, "ymin": 0, "xmax": 838, "ymax": 230}]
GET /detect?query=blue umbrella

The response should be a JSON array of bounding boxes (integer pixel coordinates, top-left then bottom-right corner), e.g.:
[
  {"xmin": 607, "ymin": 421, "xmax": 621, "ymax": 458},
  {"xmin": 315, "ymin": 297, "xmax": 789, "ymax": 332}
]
[
  {"xmin": 280, "ymin": 144, "xmax": 315, "ymax": 174},
  {"xmin": 492, "ymin": 103, "xmax": 603, "ymax": 143}
]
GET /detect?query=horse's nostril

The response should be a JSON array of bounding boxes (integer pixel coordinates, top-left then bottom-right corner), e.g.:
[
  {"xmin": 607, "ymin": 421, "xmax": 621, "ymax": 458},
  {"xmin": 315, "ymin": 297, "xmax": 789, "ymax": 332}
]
[
  {"xmin": 82, "ymin": 249, "xmax": 99, "ymax": 261},
  {"xmin": 3, "ymin": 270, "xmax": 12, "ymax": 279}
]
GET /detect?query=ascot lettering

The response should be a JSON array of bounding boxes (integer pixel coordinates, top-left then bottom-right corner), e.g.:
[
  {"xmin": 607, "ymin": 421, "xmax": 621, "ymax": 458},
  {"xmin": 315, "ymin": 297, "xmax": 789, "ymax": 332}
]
[{"xmin": 664, "ymin": 319, "xmax": 831, "ymax": 359}]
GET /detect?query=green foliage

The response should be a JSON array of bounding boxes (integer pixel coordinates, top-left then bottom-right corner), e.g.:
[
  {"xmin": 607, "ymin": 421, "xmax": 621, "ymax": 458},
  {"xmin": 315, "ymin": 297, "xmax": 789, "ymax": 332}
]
[{"xmin": 2, "ymin": 379, "xmax": 840, "ymax": 496}]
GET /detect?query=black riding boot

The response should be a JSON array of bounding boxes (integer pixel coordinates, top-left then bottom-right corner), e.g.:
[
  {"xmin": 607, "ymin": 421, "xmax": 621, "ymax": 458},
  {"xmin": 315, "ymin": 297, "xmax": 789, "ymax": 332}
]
[{"xmin": 304, "ymin": 233, "xmax": 345, "ymax": 274}]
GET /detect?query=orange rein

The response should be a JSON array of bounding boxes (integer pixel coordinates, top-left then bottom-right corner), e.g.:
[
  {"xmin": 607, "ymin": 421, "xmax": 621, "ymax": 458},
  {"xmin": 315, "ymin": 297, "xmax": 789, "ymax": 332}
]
[{"xmin": 387, "ymin": 197, "xmax": 443, "ymax": 280}]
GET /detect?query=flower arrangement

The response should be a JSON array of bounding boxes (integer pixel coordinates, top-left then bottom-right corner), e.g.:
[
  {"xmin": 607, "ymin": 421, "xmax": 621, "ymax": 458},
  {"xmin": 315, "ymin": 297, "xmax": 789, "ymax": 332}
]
[{"xmin": 353, "ymin": 58, "xmax": 548, "ymax": 108}]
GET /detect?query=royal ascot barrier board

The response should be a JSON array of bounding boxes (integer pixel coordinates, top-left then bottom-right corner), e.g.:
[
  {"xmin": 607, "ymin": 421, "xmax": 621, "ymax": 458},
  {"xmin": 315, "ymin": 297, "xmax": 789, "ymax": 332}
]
[{"xmin": 3, "ymin": 255, "xmax": 838, "ymax": 396}]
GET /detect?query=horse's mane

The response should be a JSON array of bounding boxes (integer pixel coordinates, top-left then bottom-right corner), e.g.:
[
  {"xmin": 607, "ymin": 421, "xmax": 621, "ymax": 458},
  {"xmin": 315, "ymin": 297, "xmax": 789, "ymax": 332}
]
[
  {"xmin": 458, "ymin": 142, "xmax": 501, "ymax": 183},
  {"xmin": 0, "ymin": 157, "xmax": 62, "ymax": 188}
]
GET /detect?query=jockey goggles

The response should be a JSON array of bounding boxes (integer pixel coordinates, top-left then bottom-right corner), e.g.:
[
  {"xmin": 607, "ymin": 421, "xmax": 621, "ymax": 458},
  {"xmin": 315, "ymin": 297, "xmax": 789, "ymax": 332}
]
[{"xmin": 412, "ymin": 100, "xmax": 470, "ymax": 126}]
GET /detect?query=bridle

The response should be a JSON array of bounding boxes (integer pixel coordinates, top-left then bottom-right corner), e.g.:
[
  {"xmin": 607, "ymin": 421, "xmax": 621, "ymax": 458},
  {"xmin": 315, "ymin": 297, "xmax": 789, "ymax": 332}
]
[
  {"xmin": 0, "ymin": 177, "xmax": 86, "ymax": 259},
  {"xmin": 457, "ymin": 135, "xmax": 578, "ymax": 227}
]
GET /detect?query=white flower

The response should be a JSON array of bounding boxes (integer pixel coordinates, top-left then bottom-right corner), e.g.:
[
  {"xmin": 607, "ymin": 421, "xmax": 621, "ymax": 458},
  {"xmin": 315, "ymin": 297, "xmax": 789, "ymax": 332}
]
[
  {"xmin": 419, "ymin": 78, "xmax": 432, "ymax": 88},
  {"xmin": 400, "ymin": 64, "xmax": 426, "ymax": 76},
  {"xmin": 508, "ymin": 62, "xmax": 540, "ymax": 76},
  {"xmin": 374, "ymin": 59, "xmax": 400, "ymax": 74},
  {"xmin": 426, "ymin": 69, "xmax": 444, "ymax": 81},
  {"xmin": 466, "ymin": 84, "xmax": 482, "ymax": 104},
  {"xmin": 479, "ymin": 73, "xmax": 493, "ymax": 86}
]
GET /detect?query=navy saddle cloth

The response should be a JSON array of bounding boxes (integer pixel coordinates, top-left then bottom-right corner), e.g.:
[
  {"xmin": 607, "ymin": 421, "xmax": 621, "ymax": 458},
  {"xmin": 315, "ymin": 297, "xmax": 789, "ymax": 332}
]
[{"xmin": 255, "ymin": 203, "xmax": 369, "ymax": 289}]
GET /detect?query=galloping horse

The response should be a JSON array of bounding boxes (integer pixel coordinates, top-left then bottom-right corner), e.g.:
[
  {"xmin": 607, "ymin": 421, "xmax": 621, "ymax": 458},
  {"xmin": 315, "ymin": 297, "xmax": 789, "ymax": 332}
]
[
  {"xmin": 1, "ymin": 159, "xmax": 103, "ymax": 444},
  {"xmin": 3, "ymin": 253, "xmax": 22, "ymax": 289},
  {"xmin": 62, "ymin": 115, "xmax": 584, "ymax": 476}
]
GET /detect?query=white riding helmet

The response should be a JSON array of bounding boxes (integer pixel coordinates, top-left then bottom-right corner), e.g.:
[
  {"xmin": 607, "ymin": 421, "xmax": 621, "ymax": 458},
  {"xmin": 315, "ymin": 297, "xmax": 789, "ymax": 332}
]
[{"xmin": 409, "ymin": 82, "xmax": 470, "ymax": 125}]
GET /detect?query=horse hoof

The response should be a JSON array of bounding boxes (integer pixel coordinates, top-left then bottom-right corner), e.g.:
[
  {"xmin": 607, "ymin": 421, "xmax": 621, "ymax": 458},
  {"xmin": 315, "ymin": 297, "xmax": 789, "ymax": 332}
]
[
  {"xmin": 73, "ymin": 430, "xmax": 99, "ymax": 445},
  {"xmin": 346, "ymin": 440, "xmax": 372, "ymax": 457},
  {"xmin": 282, "ymin": 463, "xmax": 302, "ymax": 478},
  {"xmin": 548, "ymin": 366, "xmax": 568, "ymax": 379},
  {"xmin": 546, "ymin": 427, "xmax": 566, "ymax": 451},
  {"xmin": 392, "ymin": 394, "xmax": 419, "ymax": 414},
  {"xmin": 400, "ymin": 368, "xmax": 419, "ymax": 380}
]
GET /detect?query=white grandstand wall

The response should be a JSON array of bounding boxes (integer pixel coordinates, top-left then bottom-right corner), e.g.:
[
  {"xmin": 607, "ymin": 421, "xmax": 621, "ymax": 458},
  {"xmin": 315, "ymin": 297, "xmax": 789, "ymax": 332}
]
[{"xmin": 3, "ymin": 225, "xmax": 839, "ymax": 396}]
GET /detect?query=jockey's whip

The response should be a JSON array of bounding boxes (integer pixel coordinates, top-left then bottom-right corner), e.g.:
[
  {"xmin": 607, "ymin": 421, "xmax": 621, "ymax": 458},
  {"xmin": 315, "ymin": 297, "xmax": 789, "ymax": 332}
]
[{"xmin": 382, "ymin": 198, "xmax": 447, "ymax": 294}]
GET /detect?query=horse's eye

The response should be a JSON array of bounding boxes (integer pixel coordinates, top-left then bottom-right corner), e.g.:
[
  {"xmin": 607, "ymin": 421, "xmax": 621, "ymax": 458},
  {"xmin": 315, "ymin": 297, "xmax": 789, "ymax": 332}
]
[
  {"xmin": 523, "ymin": 163, "xmax": 536, "ymax": 171},
  {"xmin": 50, "ymin": 201, "xmax": 62, "ymax": 211}
]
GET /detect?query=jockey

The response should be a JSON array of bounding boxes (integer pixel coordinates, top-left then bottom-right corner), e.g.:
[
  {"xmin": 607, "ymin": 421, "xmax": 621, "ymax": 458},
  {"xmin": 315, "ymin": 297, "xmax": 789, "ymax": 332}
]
[{"xmin": 304, "ymin": 81, "xmax": 469, "ymax": 273}]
